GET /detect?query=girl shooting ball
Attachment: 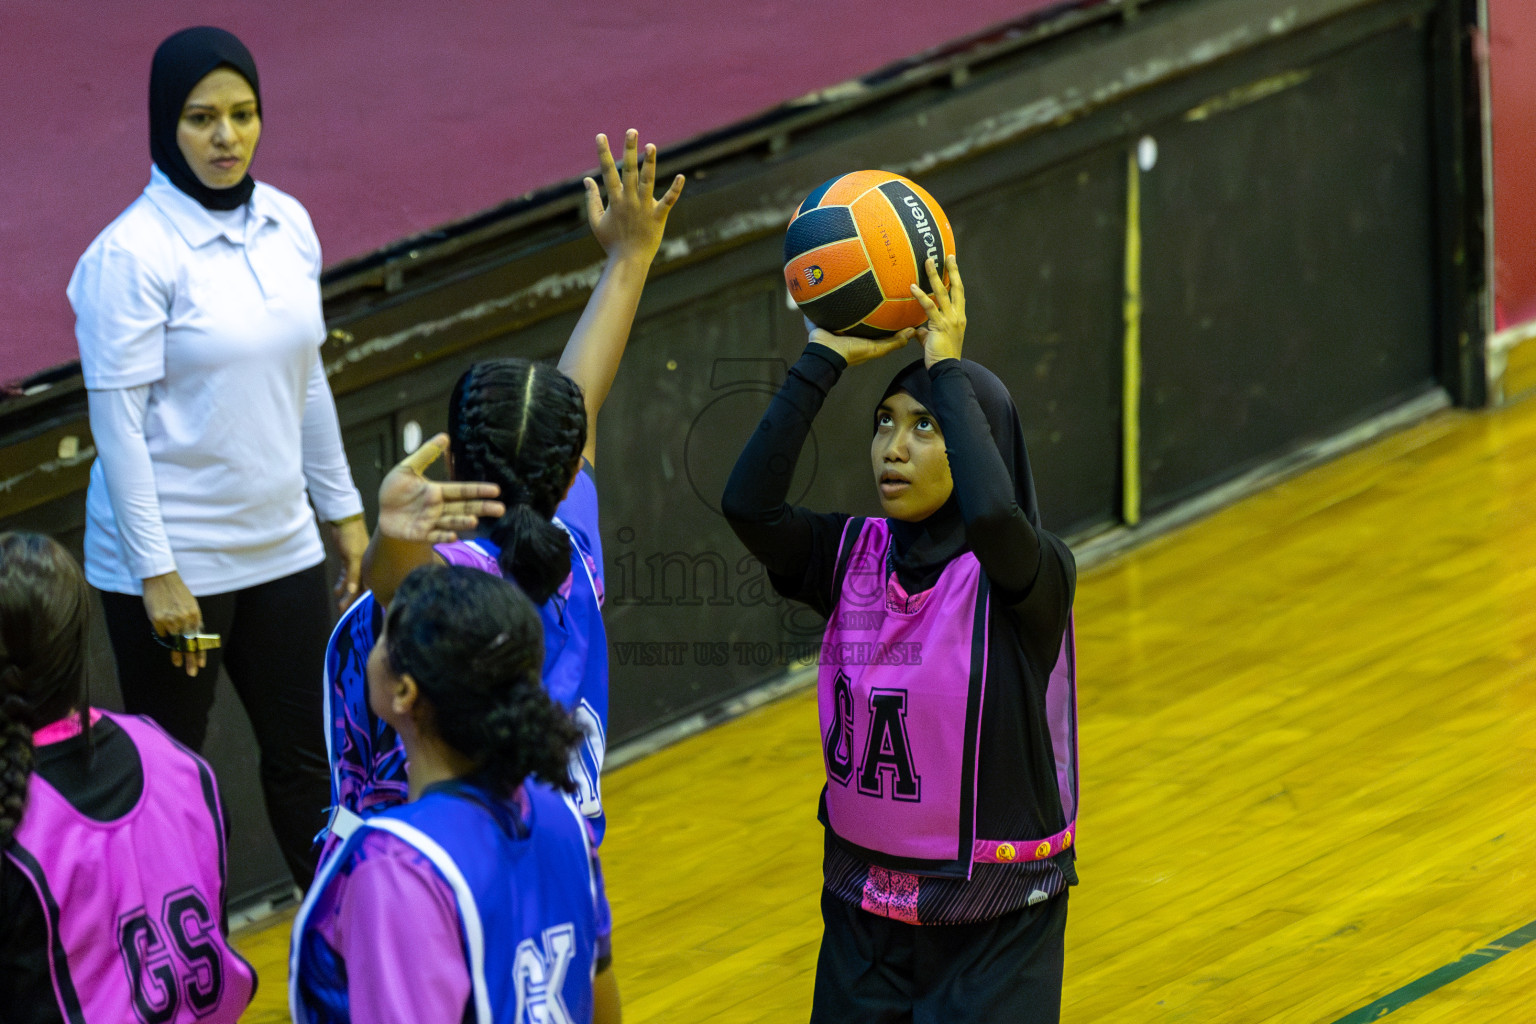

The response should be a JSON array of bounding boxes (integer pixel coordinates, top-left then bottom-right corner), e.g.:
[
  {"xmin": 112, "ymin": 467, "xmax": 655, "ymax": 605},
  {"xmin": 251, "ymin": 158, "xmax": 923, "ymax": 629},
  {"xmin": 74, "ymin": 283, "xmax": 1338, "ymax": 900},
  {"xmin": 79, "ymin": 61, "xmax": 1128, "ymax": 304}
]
[{"xmin": 723, "ymin": 254, "xmax": 1080, "ymax": 1023}]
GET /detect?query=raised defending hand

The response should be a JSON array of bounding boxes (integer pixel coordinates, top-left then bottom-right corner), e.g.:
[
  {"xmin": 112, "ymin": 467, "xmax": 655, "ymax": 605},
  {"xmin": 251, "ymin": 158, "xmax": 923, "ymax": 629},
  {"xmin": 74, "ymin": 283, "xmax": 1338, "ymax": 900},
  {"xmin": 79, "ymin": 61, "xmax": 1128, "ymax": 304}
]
[
  {"xmin": 911, "ymin": 254, "xmax": 965, "ymax": 367},
  {"xmin": 584, "ymin": 130, "xmax": 686, "ymax": 267},
  {"xmin": 806, "ymin": 317, "xmax": 915, "ymax": 368},
  {"xmin": 377, "ymin": 433, "xmax": 505, "ymax": 544}
]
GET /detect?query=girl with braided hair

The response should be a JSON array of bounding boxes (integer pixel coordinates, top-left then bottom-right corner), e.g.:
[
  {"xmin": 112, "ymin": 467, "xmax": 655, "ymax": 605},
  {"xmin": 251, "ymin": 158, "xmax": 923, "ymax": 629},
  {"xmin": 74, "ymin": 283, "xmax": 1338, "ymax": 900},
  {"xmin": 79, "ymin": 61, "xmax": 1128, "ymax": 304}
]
[
  {"xmin": 323, "ymin": 129, "xmax": 682, "ymax": 849},
  {"xmin": 0, "ymin": 532, "xmax": 255, "ymax": 1023},
  {"xmin": 292, "ymin": 564, "xmax": 617, "ymax": 1024},
  {"xmin": 442, "ymin": 356, "xmax": 593, "ymax": 608}
]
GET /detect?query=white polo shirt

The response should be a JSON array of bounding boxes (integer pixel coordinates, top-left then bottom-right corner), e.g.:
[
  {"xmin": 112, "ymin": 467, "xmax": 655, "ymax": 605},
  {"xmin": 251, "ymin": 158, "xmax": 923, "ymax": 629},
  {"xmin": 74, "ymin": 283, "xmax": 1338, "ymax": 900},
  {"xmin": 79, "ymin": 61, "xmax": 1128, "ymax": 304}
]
[{"xmin": 69, "ymin": 166, "xmax": 363, "ymax": 596}]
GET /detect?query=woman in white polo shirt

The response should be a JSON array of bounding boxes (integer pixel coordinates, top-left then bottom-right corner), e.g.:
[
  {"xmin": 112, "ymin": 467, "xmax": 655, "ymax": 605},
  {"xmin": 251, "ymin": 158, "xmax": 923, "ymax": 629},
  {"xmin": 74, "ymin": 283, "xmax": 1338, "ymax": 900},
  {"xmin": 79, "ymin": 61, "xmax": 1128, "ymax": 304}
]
[{"xmin": 67, "ymin": 27, "xmax": 366, "ymax": 889}]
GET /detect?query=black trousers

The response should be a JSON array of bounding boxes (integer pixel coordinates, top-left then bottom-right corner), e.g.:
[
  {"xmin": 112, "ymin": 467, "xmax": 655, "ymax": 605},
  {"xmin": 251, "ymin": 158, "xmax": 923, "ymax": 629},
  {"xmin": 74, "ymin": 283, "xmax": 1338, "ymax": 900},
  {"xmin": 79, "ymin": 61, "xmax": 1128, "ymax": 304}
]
[
  {"xmin": 99, "ymin": 563, "xmax": 333, "ymax": 891},
  {"xmin": 809, "ymin": 888, "xmax": 1068, "ymax": 1024}
]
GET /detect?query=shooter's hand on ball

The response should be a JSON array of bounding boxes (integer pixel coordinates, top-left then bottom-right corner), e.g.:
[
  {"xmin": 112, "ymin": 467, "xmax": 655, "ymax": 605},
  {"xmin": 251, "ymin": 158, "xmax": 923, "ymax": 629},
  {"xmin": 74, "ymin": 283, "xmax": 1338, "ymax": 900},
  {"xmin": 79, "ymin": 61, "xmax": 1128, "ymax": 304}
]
[
  {"xmin": 806, "ymin": 317, "xmax": 915, "ymax": 368},
  {"xmin": 376, "ymin": 433, "xmax": 504, "ymax": 544},
  {"xmin": 911, "ymin": 254, "xmax": 965, "ymax": 368},
  {"xmin": 585, "ymin": 130, "xmax": 686, "ymax": 269}
]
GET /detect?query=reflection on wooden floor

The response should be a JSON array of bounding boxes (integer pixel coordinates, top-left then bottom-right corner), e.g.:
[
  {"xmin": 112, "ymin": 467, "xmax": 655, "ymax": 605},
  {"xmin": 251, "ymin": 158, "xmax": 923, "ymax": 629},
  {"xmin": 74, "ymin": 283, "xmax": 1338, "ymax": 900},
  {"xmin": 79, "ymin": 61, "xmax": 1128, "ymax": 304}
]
[{"xmin": 234, "ymin": 393, "xmax": 1536, "ymax": 1022}]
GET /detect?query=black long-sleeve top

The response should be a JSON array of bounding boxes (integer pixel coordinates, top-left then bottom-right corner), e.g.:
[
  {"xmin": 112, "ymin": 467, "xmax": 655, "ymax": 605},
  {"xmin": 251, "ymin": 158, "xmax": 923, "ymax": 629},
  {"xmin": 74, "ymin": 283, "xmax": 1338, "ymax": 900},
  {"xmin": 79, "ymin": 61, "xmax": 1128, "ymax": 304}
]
[
  {"xmin": 722, "ymin": 343, "xmax": 1068, "ymax": 611},
  {"xmin": 722, "ymin": 343, "xmax": 1079, "ymax": 926}
]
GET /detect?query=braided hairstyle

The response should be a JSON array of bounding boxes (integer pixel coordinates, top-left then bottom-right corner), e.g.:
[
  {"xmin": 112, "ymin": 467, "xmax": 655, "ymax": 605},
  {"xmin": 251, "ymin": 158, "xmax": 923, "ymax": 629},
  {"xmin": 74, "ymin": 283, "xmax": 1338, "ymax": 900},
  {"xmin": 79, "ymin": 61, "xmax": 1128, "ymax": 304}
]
[
  {"xmin": 385, "ymin": 564, "xmax": 581, "ymax": 793},
  {"xmin": 0, "ymin": 533, "xmax": 91, "ymax": 847},
  {"xmin": 449, "ymin": 358, "xmax": 588, "ymax": 604}
]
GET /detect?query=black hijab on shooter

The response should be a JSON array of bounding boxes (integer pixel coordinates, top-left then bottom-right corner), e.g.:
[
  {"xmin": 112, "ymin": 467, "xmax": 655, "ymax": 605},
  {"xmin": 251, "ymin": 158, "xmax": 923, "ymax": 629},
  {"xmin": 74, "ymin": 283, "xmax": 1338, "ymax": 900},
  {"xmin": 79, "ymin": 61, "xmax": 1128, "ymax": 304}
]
[
  {"xmin": 149, "ymin": 27, "xmax": 262, "ymax": 211},
  {"xmin": 878, "ymin": 358, "xmax": 1042, "ymax": 592}
]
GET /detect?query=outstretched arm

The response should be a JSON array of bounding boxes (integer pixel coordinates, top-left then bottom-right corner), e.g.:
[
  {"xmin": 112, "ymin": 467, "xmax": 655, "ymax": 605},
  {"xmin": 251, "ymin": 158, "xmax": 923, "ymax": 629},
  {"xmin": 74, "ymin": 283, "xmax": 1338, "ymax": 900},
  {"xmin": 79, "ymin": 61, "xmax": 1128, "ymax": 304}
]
[
  {"xmin": 912, "ymin": 256, "xmax": 1044, "ymax": 597},
  {"xmin": 720, "ymin": 342, "xmax": 842, "ymax": 583},
  {"xmin": 722, "ymin": 323, "xmax": 910, "ymax": 602},
  {"xmin": 361, "ymin": 433, "xmax": 505, "ymax": 606},
  {"xmin": 558, "ymin": 130, "xmax": 685, "ymax": 466}
]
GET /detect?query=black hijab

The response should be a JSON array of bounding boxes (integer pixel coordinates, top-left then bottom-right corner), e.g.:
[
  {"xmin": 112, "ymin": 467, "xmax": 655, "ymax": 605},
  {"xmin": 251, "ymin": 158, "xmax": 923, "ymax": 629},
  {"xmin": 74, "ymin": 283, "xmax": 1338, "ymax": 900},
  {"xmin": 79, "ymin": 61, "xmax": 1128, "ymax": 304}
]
[
  {"xmin": 149, "ymin": 27, "xmax": 261, "ymax": 211},
  {"xmin": 879, "ymin": 358, "xmax": 1041, "ymax": 592}
]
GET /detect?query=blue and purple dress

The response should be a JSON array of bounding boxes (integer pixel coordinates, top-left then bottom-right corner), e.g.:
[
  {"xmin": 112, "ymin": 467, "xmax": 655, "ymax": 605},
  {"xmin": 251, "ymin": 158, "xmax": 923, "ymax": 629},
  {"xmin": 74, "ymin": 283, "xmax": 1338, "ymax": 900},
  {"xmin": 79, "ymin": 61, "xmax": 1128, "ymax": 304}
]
[
  {"xmin": 291, "ymin": 779, "xmax": 610, "ymax": 1024},
  {"xmin": 319, "ymin": 465, "xmax": 610, "ymax": 850}
]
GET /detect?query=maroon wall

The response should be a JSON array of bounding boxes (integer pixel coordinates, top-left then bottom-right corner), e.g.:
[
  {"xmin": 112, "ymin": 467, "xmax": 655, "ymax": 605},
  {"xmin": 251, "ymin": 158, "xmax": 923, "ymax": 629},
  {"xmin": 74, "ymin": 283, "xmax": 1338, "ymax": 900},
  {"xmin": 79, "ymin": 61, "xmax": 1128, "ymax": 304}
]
[
  {"xmin": 1489, "ymin": 0, "xmax": 1536, "ymax": 330},
  {"xmin": 1, "ymin": 0, "xmax": 1072, "ymax": 385}
]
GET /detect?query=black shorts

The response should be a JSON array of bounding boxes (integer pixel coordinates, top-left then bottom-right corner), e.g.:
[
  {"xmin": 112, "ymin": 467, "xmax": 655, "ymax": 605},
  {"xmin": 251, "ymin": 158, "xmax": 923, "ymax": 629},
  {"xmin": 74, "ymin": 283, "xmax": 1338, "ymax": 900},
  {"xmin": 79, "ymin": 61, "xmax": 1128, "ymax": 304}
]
[{"xmin": 809, "ymin": 888, "xmax": 1068, "ymax": 1024}]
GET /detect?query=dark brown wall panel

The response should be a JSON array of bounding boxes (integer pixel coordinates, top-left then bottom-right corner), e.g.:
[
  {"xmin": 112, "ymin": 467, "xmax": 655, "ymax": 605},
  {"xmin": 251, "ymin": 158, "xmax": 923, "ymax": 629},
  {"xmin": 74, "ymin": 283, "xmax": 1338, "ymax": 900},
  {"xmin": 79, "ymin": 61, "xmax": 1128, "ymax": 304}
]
[{"xmin": 1139, "ymin": 20, "xmax": 1439, "ymax": 511}]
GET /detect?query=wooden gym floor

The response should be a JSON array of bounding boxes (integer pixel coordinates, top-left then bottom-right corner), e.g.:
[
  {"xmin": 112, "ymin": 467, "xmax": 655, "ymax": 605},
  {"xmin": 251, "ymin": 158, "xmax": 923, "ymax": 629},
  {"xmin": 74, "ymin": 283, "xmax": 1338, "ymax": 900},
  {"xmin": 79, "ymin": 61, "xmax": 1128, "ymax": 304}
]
[{"xmin": 233, "ymin": 387, "xmax": 1536, "ymax": 1022}]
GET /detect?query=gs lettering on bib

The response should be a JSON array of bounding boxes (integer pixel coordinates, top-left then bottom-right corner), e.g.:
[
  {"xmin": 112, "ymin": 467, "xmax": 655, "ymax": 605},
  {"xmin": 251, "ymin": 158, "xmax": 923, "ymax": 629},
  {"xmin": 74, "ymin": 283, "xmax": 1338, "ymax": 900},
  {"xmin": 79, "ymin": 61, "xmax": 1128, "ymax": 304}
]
[
  {"xmin": 7, "ymin": 712, "xmax": 255, "ymax": 1024},
  {"xmin": 818, "ymin": 518, "xmax": 989, "ymax": 869}
]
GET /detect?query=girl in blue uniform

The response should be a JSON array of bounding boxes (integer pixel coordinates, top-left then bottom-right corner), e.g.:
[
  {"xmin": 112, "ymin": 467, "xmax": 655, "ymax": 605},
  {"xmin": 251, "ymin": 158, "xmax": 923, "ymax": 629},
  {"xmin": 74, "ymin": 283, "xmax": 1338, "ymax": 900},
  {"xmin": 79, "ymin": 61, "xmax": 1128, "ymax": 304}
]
[
  {"xmin": 292, "ymin": 564, "xmax": 616, "ymax": 1023},
  {"xmin": 328, "ymin": 129, "xmax": 683, "ymax": 846},
  {"xmin": 723, "ymin": 256, "xmax": 1080, "ymax": 1023}
]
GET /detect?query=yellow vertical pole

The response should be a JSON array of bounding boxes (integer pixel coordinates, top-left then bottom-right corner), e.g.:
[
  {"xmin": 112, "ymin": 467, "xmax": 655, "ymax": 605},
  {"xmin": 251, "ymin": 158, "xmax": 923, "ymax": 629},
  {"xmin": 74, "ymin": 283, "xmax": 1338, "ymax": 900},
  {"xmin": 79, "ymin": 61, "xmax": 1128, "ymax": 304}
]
[{"xmin": 1123, "ymin": 148, "xmax": 1143, "ymax": 527}]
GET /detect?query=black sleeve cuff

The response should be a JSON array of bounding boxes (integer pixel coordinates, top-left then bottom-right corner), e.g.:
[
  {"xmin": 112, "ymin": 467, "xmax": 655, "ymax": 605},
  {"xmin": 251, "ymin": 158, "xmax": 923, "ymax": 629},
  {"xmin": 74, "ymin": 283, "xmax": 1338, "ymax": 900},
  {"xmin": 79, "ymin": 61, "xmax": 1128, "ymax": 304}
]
[{"xmin": 805, "ymin": 341, "xmax": 846, "ymax": 368}]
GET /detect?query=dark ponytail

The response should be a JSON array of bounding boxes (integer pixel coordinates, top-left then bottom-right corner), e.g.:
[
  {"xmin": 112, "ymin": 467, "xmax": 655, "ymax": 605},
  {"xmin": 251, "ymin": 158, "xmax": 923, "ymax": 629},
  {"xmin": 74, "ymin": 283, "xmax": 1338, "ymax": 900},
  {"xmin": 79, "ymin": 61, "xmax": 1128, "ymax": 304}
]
[
  {"xmin": 386, "ymin": 565, "xmax": 581, "ymax": 794},
  {"xmin": 449, "ymin": 359, "xmax": 588, "ymax": 604},
  {"xmin": 0, "ymin": 533, "xmax": 91, "ymax": 846},
  {"xmin": 1, "ymin": 686, "xmax": 33, "ymax": 849},
  {"xmin": 488, "ymin": 504, "xmax": 572, "ymax": 607}
]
